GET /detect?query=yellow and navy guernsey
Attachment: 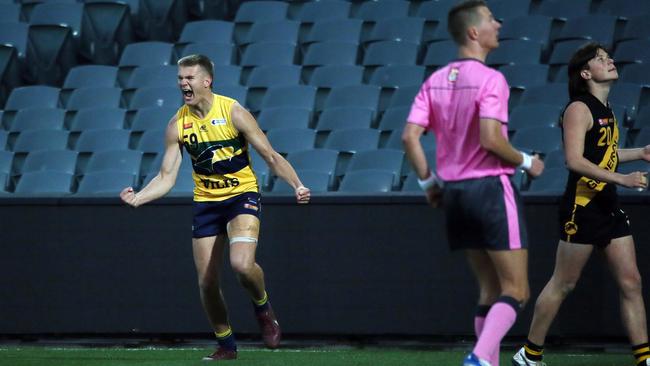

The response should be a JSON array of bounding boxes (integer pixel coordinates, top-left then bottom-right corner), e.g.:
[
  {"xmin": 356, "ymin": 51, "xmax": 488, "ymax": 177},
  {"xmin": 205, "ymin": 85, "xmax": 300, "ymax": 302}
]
[
  {"xmin": 561, "ymin": 93, "xmax": 619, "ymax": 212},
  {"xmin": 176, "ymin": 94, "xmax": 258, "ymax": 202}
]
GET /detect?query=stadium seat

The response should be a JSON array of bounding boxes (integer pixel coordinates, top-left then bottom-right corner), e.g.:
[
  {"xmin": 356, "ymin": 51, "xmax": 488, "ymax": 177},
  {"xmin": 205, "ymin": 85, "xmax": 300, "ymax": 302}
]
[
  {"xmin": 212, "ymin": 65, "xmax": 242, "ymax": 86},
  {"xmin": 25, "ymin": 23, "xmax": 77, "ymax": 85},
  {"xmin": 543, "ymin": 149, "xmax": 565, "ymax": 169},
  {"xmin": 130, "ymin": 106, "xmax": 178, "ymax": 132},
  {"xmin": 241, "ymin": 20, "xmax": 300, "ymax": 46},
  {"xmin": 248, "ymin": 148, "xmax": 270, "ymax": 190},
  {"xmin": 632, "ymin": 127, "xmax": 650, "ymax": 148},
  {"xmin": 519, "ymin": 83, "xmax": 569, "ymax": 107},
  {"xmin": 63, "ymin": 65, "xmax": 117, "ymax": 89},
  {"xmin": 553, "ymin": 15, "xmax": 618, "ymax": 49},
  {"xmin": 5, "ymin": 86, "xmax": 60, "ymax": 112},
  {"xmin": 618, "ymin": 15, "xmax": 650, "ymax": 42},
  {"xmin": 257, "ymin": 107, "xmax": 311, "ymax": 131},
  {"xmin": 0, "ymin": 45, "xmax": 20, "ymax": 107},
  {"xmin": 20, "ymin": 149, "xmax": 78, "ymax": 175},
  {"xmin": 129, "ymin": 86, "xmax": 182, "ymax": 110},
  {"xmin": 245, "ymin": 65, "xmax": 301, "ymax": 88},
  {"xmin": 66, "ymin": 87, "xmax": 122, "ymax": 111},
  {"xmin": 378, "ymin": 106, "xmax": 410, "ymax": 132},
  {"xmin": 266, "ymin": 128, "xmax": 316, "ymax": 155},
  {"xmin": 614, "ymin": 40, "xmax": 650, "ymax": 69},
  {"xmin": 118, "ymin": 42, "xmax": 174, "ymax": 86},
  {"xmin": 0, "ymin": 151, "xmax": 13, "ymax": 175},
  {"xmin": 76, "ymin": 171, "xmax": 137, "ymax": 194},
  {"xmin": 512, "ymin": 126, "xmax": 563, "ymax": 154},
  {"xmin": 178, "ymin": 20, "xmax": 234, "ymax": 45},
  {"xmin": 324, "ymin": 128, "xmax": 380, "ymax": 153},
  {"xmin": 316, "ymin": 107, "xmax": 374, "ymax": 144},
  {"xmin": 292, "ymin": 1, "xmax": 350, "ymax": 23},
  {"xmin": 126, "ymin": 65, "xmax": 178, "ymax": 90},
  {"xmin": 75, "ymin": 129, "xmax": 130, "ymax": 153},
  {"xmin": 271, "ymin": 169, "xmax": 330, "ymax": 193},
  {"xmin": 632, "ymin": 109, "xmax": 650, "ymax": 131},
  {"xmin": 0, "ymin": 3, "xmax": 19, "ymax": 22},
  {"xmin": 486, "ymin": 40, "xmax": 542, "ymax": 67},
  {"xmin": 346, "ymin": 149, "xmax": 404, "ymax": 188},
  {"xmin": 527, "ymin": 167, "xmax": 568, "ymax": 194},
  {"xmin": 620, "ymin": 63, "xmax": 650, "ymax": 87},
  {"xmin": 135, "ymin": 0, "xmax": 188, "ymax": 42},
  {"xmin": 500, "ymin": 64, "xmax": 549, "ymax": 90},
  {"xmin": 322, "ymin": 85, "xmax": 380, "ymax": 111},
  {"xmin": 308, "ymin": 65, "xmax": 364, "ymax": 88},
  {"xmin": 84, "ymin": 149, "xmax": 142, "ymax": 176},
  {"xmin": 9, "ymin": 108, "xmax": 65, "ymax": 132},
  {"xmin": 261, "ymin": 85, "xmax": 316, "ymax": 111},
  {"xmin": 609, "ymin": 82, "xmax": 645, "ymax": 123},
  {"xmin": 135, "ymin": 128, "xmax": 166, "ymax": 154},
  {"xmin": 30, "ymin": 2, "xmax": 82, "ymax": 39},
  {"xmin": 12, "ymin": 130, "xmax": 69, "ymax": 153},
  {"xmin": 499, "ymin": 15, "xmax": 553, "ymax": 51},
  {"xmin": 0, "ymin": 21, "xmax": 28, "ymax": 59},
  {"xmin": 598, "ymin": 0, "xmax": 650, "ymax": 19},
  {"xmin": 422, "ymin": 40, "xmax": 457, "ymax": 70},
  {"xmin": 618, "ymin": 160, "xmax": 649, "ymax": 174},
  {"xmin": 338, "ymin": 169, "xmax": 394, "ymax": 193},
  {"xmin": 213, "ymin": 85, "xmax": 247, "ymax": 106},
  {"xmin": 508, "ymin": 104, "xmax": 563, "ymax": 132},
  {"xmin": 143, "ymin": 169, "xmax": 194, "ymax": 196},
  {"xmin": 15, "ymin": 171, "xmax": 73, "ymax": 195},
  {"xmin": 302, "ymin": 18, "xmax": 363, "ymax": 45},
  {"xmin": 353, "ymin": 1, "xmax": 409, "ymax": 22},
  {"xmin": 549, "ymin": 40, "xmax": 591, "ymax": 68},
  {"xmin": 69, "ymin": 107, "xmax": 126, "ymax": 132},
  {"xmin": 362, "ymin": 41, "xmax": 419, "ymax": 67},
  {"xmin": 388, "ymin": 85, "xmax": 420, "ymax": 109},
  {"xmin": 234, "ymin": 1, "xmax": 288, "ymax": 43},
  {"xmin": 384, "ymin": 127, "xmax": 436, "ymax": 151},
  {"xmin": 534, "ymin": 0, "xmax": 591, "ymax": 21},
  {"xmin": 302, "ymin": 41, "xmax": 359, "ymax": 68},
  {"xmin": 0, "ymin": 130, "xmax": 7, "ymax": 151},
  {"xmin": 240, "ymin": 42, "xmax": 296, "ymax": 67},
  {"xmin": 177, "ymin": 42, "xmax": 235, "ymax": 66},
  {"xmin": 365, "ymin": 17, "xmax": 425, "ymax": 45},
  {"xmin": 369, "ymin": 65, "xmax": 426, "ymax": 88},
  {"xmin": 490, "ymin": 0, "xmax": 531, "ymax": 21},
  {"xmin": 81, "ymin": 0, "xmax": 134, "ymax": 64},
  {"xmin": 286, "ymin": 148, "xmax": 339, "ymax": 181}
]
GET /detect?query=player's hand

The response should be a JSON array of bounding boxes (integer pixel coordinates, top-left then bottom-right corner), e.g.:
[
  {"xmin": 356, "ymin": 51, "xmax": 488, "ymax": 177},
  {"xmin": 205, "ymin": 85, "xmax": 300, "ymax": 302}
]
[
  {"xmin": 425, "ymin": 183, "xmax": 443, "ymax": 208},
  {"xmin": 620, "ymin": 171, "xmax": 648, "ymax": 189},
  {"xmin": 295, "ymin": 185, "xmax": 311, "ymax": 204},
  {"xmin": 120, "ymin": 187, "xmax": 139, "ymax": 207},
  {"xmin": 526, "ymin": 155, "xmax": 545, "ymax": 178}
]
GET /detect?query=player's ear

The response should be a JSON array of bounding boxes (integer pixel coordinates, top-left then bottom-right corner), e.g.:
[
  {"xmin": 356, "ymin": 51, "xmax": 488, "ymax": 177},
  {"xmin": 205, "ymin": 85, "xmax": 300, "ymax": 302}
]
[{"xmin": 580, "ymin": 69, "xmax": 591, "ymax": 80}]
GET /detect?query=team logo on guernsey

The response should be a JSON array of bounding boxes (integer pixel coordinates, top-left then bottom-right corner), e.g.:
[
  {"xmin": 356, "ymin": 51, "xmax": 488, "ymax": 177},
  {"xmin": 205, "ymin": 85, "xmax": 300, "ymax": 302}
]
[
  {"xmin": 200, "ymin": 125, "xmax": 208, "ymax": 132},
  {"xmin": 448, "ymin": 68, "xmax": 459, "ymax": 83},
  {"xmin": 598, "ymin": 118, "xmax": 613, "ymax": 126},
  {"xmin": 564, "ymin": 221, "xmax": 578, "ymax": 235},
  {"xmin": 211, "ymin": 118, "xmax": 226, "ymax": 126},
  {"xmin": 194, "ymin": 143, "xmax": 249, "ymax": 175}
]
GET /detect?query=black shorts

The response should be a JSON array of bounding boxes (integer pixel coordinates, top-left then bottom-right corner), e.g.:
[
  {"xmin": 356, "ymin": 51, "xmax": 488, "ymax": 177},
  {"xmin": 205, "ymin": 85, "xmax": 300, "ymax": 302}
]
[
  {"xmin": 443, "ymin": 175, "xmax": 528, "ymax": 251},
  {"xmin": 559, "ymin": 204, "xmax": 631, "ymax": 246},
  {"xmin": 192, "ymin": 192, "xmax": 261, "ymax": 238}
]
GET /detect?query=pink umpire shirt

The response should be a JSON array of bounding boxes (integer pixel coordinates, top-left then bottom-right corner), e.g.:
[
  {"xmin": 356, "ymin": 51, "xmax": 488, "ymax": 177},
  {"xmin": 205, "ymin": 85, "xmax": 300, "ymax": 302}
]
[{"xmin": 407, "ymin": 59, "xmax": 515, "ymax": 182}]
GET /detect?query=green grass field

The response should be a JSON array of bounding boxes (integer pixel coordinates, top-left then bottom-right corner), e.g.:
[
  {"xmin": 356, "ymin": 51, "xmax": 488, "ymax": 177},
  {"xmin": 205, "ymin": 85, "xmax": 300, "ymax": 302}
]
[{"xmin": 0, "ymin": 346, "xmax": 635, "ymax": 366}]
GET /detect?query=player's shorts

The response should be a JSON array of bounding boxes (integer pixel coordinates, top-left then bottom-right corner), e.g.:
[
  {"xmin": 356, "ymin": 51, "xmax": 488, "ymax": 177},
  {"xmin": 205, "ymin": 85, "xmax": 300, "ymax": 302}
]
[
  {"xmin": 558, "ymin": 203, "xmax": 631, "ymax": 247},
  {"xmin": 192, "ymin": 192, "xmax": 261, "ymax": 238},
  {"xmin": 442, "ymin": 175, "xmax": 528, "ymax": 251}
]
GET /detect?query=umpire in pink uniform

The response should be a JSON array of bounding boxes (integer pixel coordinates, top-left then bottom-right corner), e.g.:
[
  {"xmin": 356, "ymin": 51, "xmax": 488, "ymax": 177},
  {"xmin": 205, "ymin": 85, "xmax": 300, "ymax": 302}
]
[{"xmin": 402, "ymin": 1, "xmax": 544, "ymax": 365}]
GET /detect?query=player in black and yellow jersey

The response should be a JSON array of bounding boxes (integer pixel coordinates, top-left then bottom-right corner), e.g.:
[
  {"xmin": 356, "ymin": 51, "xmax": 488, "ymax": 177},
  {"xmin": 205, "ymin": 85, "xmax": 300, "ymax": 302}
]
[
  {"xmin": 513, "ymin": 43, "xmax": 650, "ymax": 366},
  {"xmin": 120, "ymin": 54, "xmax": 311, "ymax": 361}
]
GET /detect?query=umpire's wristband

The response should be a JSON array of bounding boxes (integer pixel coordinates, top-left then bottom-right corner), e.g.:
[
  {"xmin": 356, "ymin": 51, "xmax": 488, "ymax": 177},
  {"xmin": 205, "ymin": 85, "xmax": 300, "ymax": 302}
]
[
  {"xmin": 417, "ymin": 171, "xmax": 443, "ymax": 191},
  {"xmin": 517, "ymin": 152, "xmax": 533, "ymax": 170}
]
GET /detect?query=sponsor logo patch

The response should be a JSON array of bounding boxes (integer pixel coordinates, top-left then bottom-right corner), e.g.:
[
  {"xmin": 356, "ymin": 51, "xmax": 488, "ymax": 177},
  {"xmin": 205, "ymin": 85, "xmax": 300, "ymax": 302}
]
[
  {"xmin": 598, "ymin": 118, "xmax": 613, "ymax": 126},
  {"xmin": 211, "ymin": 118, "xmax": 226, "ymax": 126},
  {"xmin": 183, "ymin": 122, "xmax": 193, "ymax": 129},
  {"xmin": 244, "ymin": 203, "xmax": 259, "ymax": 211},
  {"xmin": 448, "ymin": 67, "xmax": 459, "ymax": 83}
]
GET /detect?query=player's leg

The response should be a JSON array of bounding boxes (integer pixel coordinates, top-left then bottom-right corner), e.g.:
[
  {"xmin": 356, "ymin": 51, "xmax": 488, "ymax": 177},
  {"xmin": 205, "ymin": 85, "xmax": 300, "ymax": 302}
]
[
  {"xmin": 193, "ymin": 234, "xmax": 237, "ymax": 360},
  {"xmin": 513, "ymin": 240, "xmax": 592, "ymax": 366},
  {"xmin": 227, "ymin": 212, "xmax": 281, "ymax": 349},
  {"xmin": 466, "ymin": 249, "xmax": 501, "ymax": 365},
  {"xmin": 604, "ymin": 235, "xmax": 649, "ymax": 366}
]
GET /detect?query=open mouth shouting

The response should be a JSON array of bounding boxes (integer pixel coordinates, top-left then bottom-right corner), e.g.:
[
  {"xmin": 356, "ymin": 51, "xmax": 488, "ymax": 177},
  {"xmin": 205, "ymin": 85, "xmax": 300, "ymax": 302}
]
[{"xmin": 182, "ymin": 87, "xmax": 194, "ymax": 102}]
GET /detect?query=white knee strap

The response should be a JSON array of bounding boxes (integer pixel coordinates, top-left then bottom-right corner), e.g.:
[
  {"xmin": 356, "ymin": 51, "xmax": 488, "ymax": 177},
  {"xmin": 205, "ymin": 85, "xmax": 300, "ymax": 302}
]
[{"xmin": 229, "ymin": 236, "xmax": 258, "ymax": 245}]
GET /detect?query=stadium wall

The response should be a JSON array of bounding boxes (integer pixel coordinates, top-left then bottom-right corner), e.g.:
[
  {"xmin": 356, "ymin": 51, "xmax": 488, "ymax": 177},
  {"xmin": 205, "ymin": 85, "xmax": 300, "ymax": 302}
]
[{"xmin": 1, "ymin": 194, "xmax": 649, "ymax": 338}]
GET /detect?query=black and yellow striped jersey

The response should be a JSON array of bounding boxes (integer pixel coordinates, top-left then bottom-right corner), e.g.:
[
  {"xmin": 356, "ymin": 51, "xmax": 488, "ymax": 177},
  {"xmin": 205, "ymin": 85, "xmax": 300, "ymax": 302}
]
[
  {"xmin": 175, "ymin": 94, "xmax": 259, "ymax": 202},
  {"xmin": 561, "ymin": 92, "xmax": 619, "ymax": 211}
]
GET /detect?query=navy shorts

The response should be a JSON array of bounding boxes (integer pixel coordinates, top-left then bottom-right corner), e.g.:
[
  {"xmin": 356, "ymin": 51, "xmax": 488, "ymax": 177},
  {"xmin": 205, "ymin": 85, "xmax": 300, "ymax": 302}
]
[
  {"xmin": 559, "ymin": 204, "xmax": 631, "ymax": 247},
  {"xmin": 442, "ymin": 175, "xmax": 528, "ymax": 251},
  {"xmin": 192, "ymin": 192, "xmax": 261, "ymax": 238}
]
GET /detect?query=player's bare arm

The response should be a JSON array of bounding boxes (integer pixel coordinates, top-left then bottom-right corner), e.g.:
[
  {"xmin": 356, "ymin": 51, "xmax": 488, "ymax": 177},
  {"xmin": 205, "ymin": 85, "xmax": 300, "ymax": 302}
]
[
  {"xmin": 479, "ymin": 118, "xmax": 544, "ymax": 177},
  {"xmin": 402, "ymin": 123, "xmax": 442, "ymax": 207},
  {"xmin": 120, "ymin": 116, "xmax": 183, "ymax": 207},
  {"xmin": 230, "ymin": 103, "xmax": 310, "ymax": 204},
  {"xmin": 564, "ymin": 101, "xmax": 647, "ymax": 189},
  {"xmin": 618, "ymin": 145, "xmax": 650, "ymax": 163}
]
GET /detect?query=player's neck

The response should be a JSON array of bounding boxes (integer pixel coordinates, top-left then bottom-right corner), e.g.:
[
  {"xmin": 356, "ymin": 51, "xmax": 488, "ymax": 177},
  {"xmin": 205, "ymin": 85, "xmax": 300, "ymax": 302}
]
[
  {"xmin": 589, "ymin": 83, "xmax": 611, "ymax": 106},
  {"xmin": 458, "ymin": 44, "xmax": 489, "ymax": 63},
  {"xmin": 189, "ymin": 94, "xmax": 213, "ymax": 119}
]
